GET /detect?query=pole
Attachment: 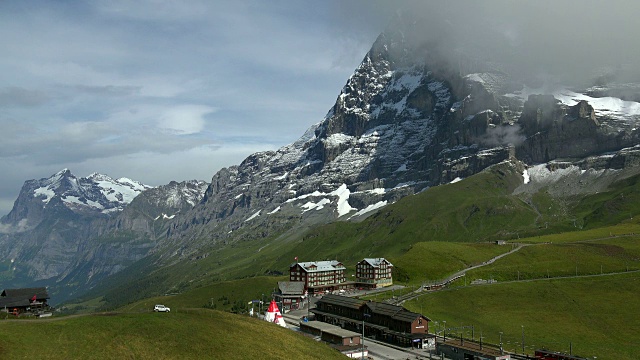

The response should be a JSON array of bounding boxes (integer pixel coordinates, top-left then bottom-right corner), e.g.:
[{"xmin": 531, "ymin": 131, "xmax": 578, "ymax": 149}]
[
  {"xmin": 443, "ymin": 321, "xmax": 447, "ymax": 341},
  {"xmin": 361, "ymin": 317, "xmax": 364, "ymax": 359},
  {"xmin": 499, "ymin": 332, "xmax": 503, "ymax": 355},
  {"xmin": 521, "ymin": 325, "xmax": 525, "ymax": 354}
]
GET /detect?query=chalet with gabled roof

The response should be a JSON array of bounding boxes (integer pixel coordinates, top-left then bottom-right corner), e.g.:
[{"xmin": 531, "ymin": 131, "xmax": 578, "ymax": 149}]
[
  {"xmin": 289, "ymin": 260, "xmax": 347, "ymax": 294},
  {"xmin": 356, "ymin": 258, "xmax": 393, "ymax": 289},
  {"xmin": 273, "ymin": 281, "xmax": 306, "ymax": 311},
  {"xmin": 312, "ymin": 294, "xmax": 431, "ymax": 348},
  {"xmin": 0, "ymin": 287, "xmax": 50, "ymax": 315}
]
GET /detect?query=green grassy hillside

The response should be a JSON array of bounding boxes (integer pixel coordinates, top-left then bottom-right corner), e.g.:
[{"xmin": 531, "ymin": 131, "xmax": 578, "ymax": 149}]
[
  {"xmin": 0, "ymin": 310, "xmax": 344, "ymax": 360},
  {"xmin": 405, "ymin": 272, "xmax": 640, "ymax": 359},
  {"xmin": 118, "ymin": 276, "xmax": 285, "ymax": 313},
  {"xmin": 463, "ymin": 237, "xmax": 640, "ymax": 282}
]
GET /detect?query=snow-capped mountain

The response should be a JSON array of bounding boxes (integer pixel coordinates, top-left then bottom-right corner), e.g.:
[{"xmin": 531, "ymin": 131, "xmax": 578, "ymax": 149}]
[{"xmin": 1, "ymin": 169, "xmax": 151, "ymax": 233}]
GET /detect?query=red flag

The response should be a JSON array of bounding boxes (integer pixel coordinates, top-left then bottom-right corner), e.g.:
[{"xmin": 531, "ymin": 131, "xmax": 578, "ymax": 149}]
[
  {"xmin": 294, "ymin": 256, "xmax": 298, "ymax": 262},
  {"xmin": 31, "ymin": 294, "xmax": 37, "ymax": 302}
]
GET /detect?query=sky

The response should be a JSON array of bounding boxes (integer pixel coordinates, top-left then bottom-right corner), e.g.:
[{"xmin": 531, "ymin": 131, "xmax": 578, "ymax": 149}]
[
  {"xmin": 0, "ymin": 0, "xmax": 393, "ymax": 217},
  {"xmin": 2, "ymin": 1, "xmax": 639, "ymax": 218}
]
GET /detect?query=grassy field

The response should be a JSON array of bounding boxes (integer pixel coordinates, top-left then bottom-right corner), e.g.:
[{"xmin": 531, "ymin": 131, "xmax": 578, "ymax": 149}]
[
  {"xmin": 516, "ymin": 221, "xmax": 640, "ymax": 244},
  {"xmin": 405, "ymin": 273, "xmax": 640, "ymax": 359},
  {"xmin": 390, "ymin": 241, "xmax": 511, "ymax": 283},
  {"xmin": 0, "ymin": 309, "xmax": 344, "ymax": 360},
  {"xmin": 462, "ymin": 237, "xmax": 640, "ymax": 282},
  {"xmin": 117, "ymin": 276, "xmax": 285, "ymax": 313}
]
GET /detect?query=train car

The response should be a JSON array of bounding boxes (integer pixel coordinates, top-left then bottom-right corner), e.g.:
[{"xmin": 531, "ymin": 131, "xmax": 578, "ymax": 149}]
[{"xmin": 534, "ymin": 349, "xmax": 588, "ymax": 360}]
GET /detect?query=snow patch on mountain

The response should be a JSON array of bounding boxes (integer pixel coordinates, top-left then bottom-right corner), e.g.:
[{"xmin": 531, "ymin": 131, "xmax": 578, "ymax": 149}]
[
  {"xmin": 523, "ymin": 169, "xmax": 530, "ymax": 184},
  {"xmin": 507, "ymin": 86, "xmax": 640, "ymax": 124},
  {"xmin": 301, "ymin": 198, "xmax": 331, "ymax": 212},
  {"xmin": 34, "ymin": 187, "xmax": 55, "ymax": 203},
  {"xmin": 527, "ymin": 164, "xmax": 581, "ymax": 183},
  {"xmin": 332, "ymin": 184, "xmax": 355, "ymax": 217},
  {"xmin": 326, "ymin": 133, "xmax": 355, "ymax": 147},
  {"xmin": 268, "ymin": 206, "xmax": 281, "ymax": 215},
  {"xmin": 273, "ymin": 172, "xmax": 288, "ymax": 181},
  {"xmin": 367, "ymin": 188, "xmax": 387, "ymax": 195},
  {"xmin": 245, "ymin": 210, "xmax": 261, "ymax": 222},
  {"xmin": 282, "ymin": 184, "xmax": 354, "ymax": 216},
  {"xmin": 349, "ymin": 200, "xmax": 388, "ymax": 219}
]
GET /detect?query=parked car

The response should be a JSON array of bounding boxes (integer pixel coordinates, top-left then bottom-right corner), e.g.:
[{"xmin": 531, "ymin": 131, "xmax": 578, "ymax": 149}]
[{"xmin": 154, "ymin": 304, "xmax": 171, "ymax": 312}]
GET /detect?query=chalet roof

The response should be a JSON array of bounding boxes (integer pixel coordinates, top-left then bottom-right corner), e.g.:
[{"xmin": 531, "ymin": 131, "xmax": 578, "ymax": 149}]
[
  {"xmin": 360, "ymin": 258, "xmax": 393, "ymax": 268},
  {"xmin": 365, "ymin": 301, "xmax": 430, "ymax": 322},
  {"xmin": 278, "ymin": 281, "xmax": 305, "ymax": 295},
  {"xmin": 294, "ymin": 260, "xmax": 345, "ymax": 273},
  {"xmin": 317, "ymin": 294, "xmax": 366, "ymax": 310},
  {"xmin": 1, "ymin": 287, "xmax": 49, "ymax": 299},
  {"xmin": 0, "ymin": 287, "xmax": 49, "ymax": 308},
  {"xmin": 301, "ymin": 321, "xmax": 361, "ymax": 338}
]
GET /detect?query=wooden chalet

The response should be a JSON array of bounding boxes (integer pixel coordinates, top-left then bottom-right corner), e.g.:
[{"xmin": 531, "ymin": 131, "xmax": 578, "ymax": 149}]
[
  {"xmin": 299, "ymin": 320, "xmax": 366, "ymax": 358},
  {"xmin": 356, "ymin": 258, "xmax": 393, "ymax": 289},
  {"xmin": 273, "ymin": 281, "xmax": 306, "ymax": 311},
  {"xmin": 0, "ymin": 287, "xmax": 50, "ymax": 315},
  {"xmin": 311, "ymin": 294, "xmax": 431, "ymax": 348}
]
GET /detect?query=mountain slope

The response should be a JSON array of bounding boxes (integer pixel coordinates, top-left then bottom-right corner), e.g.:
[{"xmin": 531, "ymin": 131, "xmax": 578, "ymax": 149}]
[
  {"xmin": 83, "ymin": 158, "xmax": 640, "ymax": 308},
  {"xmin": 156, "ymin": 12, "xmax": 640, "ymax": 265}
]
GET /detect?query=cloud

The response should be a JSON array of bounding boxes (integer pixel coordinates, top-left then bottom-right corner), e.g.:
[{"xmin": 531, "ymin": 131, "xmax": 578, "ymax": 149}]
[
  {"xmin": 477, "ymin": 124, "xmax": 526, "ymax": 148},
  {"xmin": 0, "ymin": 219, "xmax": 29, "ymax": 234},
  {"xmin": 157, "ymin": 105, "xmax": 216, "ymax": 135},
  {"xmin": 382, "ymin": 1, "xmax": 640, "ymax": 87},
  {"xmin": 95, "ymin": 0, "xmax": 213, "ymax": 23},
  {"xmin": 0, "ymin": 87, "xmax": 49, "ymax": 107},
  {"xmin": 71, "ymin": 85, "xmax": 141, "ymax": 97}
]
